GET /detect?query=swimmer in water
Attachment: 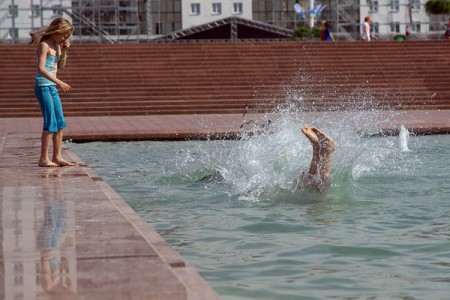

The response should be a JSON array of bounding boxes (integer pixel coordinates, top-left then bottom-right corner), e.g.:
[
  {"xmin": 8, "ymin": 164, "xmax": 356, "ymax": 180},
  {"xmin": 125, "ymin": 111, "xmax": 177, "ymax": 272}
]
[{"xmin": 296, "ymin": 126, "xmax": 336, "ymax": 193}]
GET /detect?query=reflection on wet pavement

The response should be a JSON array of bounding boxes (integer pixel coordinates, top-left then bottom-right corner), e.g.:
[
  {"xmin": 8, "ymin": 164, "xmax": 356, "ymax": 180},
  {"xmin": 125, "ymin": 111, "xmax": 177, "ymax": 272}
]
[
  {"xmin": 0, "ymin": 134, "xmax": 220, "ymax": 300},
  {"xmin": 39, "ymin": 170, "xmax": 76, "ymax": 297},
  {"xmin": 2, "ymin": 169, "xmax": 77, "ymax": 300}
]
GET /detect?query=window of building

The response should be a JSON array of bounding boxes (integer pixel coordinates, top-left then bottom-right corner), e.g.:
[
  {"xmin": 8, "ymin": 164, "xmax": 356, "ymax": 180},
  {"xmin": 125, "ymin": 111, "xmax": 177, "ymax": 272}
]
[
  {"xmin": 390, "ymin": 22, "xmax": 400, "ymax": 33},
  {"xmin": 14, "ymin": 262, "xmax": 23, "ymax": 286},
  {"xmin": 233, "ymin": 2, "xmax": 243, "ymax": 14},
  {"xmin": 13, "ymin": 293, "xmax": 24, "ymax": 300},
  {"xmin": 369, "ymin": 0, "xmax": 378, "ymax": 12},
  {"xmin": 8, "ymin": 5, "xmax": 18, "ymax": 17},
  {"xmin": 372, "ymin": 22, "xmax": 379, "ymax": 33},
  {"xmin": 411, "ymin": 22, "xmax": 421, "ymax": 32},
  {"xmin": 52, "ymin": 4, "xmax": 62, "ymax": 16},
  {"xmin": 155, "ymin": 22, "xmax": 161, "ymax": 35},
  {"xmin": 99, "ymin": 0, "xmax": 115, "ymax": 5},
  {"xmin": 191, "ymin": 3, "xmax": 200, "ymax": 15},
  {"xmin": 212, "ymin": 3, "xmax": 222, "ymax": 14},
  {"xmin": 31, "ymin": 5, "xmax": 41, "ymax": 18},
  {"xmin": 9, "ymin": 28, "xmax": 18, "ymax": 39},
  {"xmin": 429, "ymin": 22, "xmax": 441, "ymax": 31},
  {"xmin": 14, "ymin": 275, "xmax": 24, "ymax": 286},
  {"xmin": 411, "ymin": 0, "xmax": 420, "ymax": 10},
  {"xmin": 35, "ymin": 262, "xmax": 41, "ymax": 286},
  {"xmin": 390, "ymin": 0, "xmax": 399, "ymax": 11}
]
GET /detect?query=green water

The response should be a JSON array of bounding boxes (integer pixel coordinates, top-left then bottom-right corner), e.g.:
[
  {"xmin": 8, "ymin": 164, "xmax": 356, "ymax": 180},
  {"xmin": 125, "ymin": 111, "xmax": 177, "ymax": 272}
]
[{"xmin": 70, "ymin": 124, "xmax": 450, "ymax": 299}]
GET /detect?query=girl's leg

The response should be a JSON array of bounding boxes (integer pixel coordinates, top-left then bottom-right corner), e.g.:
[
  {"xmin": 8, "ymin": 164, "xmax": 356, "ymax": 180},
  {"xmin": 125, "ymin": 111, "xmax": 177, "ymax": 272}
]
[
  {"xmin": 35, "ymin": 86, "xmax": 59, "ymax": 167},
  {"xmin": 39, "ymin": 132, "xmax": 59, "ymax": 167},
  {"xmin": 48, "ymin": 86, "xmax": 75, "ymax": 166},
  {"xmin": 52, "ymin": 129, "xmax": 75, "ymax": 166}
]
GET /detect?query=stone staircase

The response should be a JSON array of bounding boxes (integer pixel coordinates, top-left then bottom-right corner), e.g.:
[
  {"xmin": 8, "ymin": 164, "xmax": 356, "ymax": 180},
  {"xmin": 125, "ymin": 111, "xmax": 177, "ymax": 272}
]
[{"xmin": 0, "ymin": 41, "xmax": 449, "ymax": 117}]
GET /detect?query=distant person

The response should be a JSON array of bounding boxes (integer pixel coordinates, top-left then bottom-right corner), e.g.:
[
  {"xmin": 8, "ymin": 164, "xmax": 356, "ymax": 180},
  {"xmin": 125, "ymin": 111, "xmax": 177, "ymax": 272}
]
[
  {"xmin": 321, "ymin": 21, "xmax": 335, "ymax": 42},
  {"xmin": 296, "ymin": 127, "xmax": 336, "ymax": 193},
  {"xmin": 444, "ymin": 19, "xmax": 450, "ymax": 40},
  {"xmin": 30, "ymin": 18, "xmax": 76, "ymax": 167},
  {"xmin": 405, "ymin": 25, "xmax": 412, "ymax": 40},
  {"xmin": 361, "ymin": 16, "xmax": 377, "ymax": 41}
]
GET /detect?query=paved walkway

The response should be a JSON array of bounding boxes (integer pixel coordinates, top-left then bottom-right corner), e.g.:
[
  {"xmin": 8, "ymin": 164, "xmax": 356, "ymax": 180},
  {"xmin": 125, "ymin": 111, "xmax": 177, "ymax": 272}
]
[
  {"xmin": 0, "ymin": 132, "xmax": 220, "ymax": 300},
  {"xmin": 1, "ymin": 110, "xmax": 450, "ymax": 142},
  {"xmin": 1, "ymin": 110, "xmax": 449, "ymax": 299}
]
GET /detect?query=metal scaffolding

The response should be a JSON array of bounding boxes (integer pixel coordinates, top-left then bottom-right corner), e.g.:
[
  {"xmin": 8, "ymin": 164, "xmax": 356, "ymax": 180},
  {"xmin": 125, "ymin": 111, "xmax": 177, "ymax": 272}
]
[
  {"xmin": 0, "ymin": 0, "xmax": 447, "ymax": 44},
  {"xmin": 70, "ymin": 0, "xmax": 145, "ymax": 43},
  {"xmin": 153, "ymin": 16, "xmax": 293, "ymax": 42}
]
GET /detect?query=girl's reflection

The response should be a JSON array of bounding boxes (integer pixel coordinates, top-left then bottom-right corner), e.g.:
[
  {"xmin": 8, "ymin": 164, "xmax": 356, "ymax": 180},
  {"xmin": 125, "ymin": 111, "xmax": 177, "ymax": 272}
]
[{"xmin": 38, "ymin": 169, "xmax": 76, "ymax": 298}]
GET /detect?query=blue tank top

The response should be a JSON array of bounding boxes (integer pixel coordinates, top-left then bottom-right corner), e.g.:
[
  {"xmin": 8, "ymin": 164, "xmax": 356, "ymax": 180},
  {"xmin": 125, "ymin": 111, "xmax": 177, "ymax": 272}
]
[{"xmin": 35, "ymin": 55, "xmax": 58, "ymax": 86}]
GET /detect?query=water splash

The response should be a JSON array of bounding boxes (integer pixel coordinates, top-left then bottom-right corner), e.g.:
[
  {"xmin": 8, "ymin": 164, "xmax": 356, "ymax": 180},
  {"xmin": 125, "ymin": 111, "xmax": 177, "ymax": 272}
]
[
  {"xmin": 167, "ymin": 119, "xmax": 410, "ymax": 203},
  {"xmin": 399, "ymin": 125, "xmax": 410, "ymax": 152},
  {"xmin": 164, "ymin": 83, "xmax": 419, "ymax": 202}
]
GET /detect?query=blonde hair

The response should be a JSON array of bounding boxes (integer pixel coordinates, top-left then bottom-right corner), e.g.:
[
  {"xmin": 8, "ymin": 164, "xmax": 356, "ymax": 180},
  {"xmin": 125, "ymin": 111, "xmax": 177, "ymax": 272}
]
[{"xmin": 29, "ymin": 18, "xmax": 73, "ymax": 44}]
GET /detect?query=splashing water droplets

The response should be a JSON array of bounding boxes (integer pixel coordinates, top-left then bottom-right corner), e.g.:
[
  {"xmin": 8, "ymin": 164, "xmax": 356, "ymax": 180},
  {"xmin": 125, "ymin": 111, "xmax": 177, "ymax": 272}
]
[
  {"xmin": 163, "ymin": 81, "xmax": 419, "ymax": 202},
  {"xmin": 399, "ymin": 125, "xmax": 411, "ymax": 152}
]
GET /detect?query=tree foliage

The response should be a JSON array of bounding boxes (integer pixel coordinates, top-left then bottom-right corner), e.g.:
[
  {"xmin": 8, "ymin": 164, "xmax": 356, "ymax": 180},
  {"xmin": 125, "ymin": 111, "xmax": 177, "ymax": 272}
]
[
  {"xmin": 292, "ymin": 26, "xmax": 322, "ymax": 39},
  {"xmin": 425, "ymin": 0, "xmax": 450, "ymax": 14}
]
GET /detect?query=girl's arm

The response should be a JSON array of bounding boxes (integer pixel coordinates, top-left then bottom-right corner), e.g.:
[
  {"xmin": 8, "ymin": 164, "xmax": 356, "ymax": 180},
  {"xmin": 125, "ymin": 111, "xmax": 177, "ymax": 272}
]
[
  {"xmin": 58, "ymin": 39, "xmax": 70, "ymax": 69},
  {"xmin": 37, "ymin": 42, "xmax": 71, "ymax": 92}
]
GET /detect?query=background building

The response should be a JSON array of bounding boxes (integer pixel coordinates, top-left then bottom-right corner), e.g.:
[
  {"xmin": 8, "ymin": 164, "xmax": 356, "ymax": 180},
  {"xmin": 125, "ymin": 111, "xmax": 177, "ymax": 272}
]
[
  {"xmin": 0, "ymin": 0, "xmax": 72, "ymax": 44},
  {"xmin": 358, "ymin": 0, "xmax": 447, "ymax": 39},
  {"xmin": 0, "ymin": 0, "xmax": 447, "ymax": 44},
  {"xmin": 148, "ymin": 0, "xmax": 182, "ymax": 36},
  {"xmin": 182, "ymin": 0, "xmax": 252, "ymax": 29},
  {"xmin": 71, "ymin": 0, "xmax": 146, "ymax": 43},
  {"xmin": 252, "ymin": 0, "xmax": 298, "ymax": 29}
]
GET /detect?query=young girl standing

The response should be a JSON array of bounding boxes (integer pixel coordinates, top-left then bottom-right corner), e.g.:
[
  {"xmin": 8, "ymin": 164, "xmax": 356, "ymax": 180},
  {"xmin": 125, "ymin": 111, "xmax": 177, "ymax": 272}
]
[{"xmin": 31, "ymin": 18, "xmax": 76, "ymax": 167}]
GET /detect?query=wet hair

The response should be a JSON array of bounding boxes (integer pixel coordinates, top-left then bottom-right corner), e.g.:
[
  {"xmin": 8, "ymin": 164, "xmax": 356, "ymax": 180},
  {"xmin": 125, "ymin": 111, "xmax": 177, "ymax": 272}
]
[{"xmin": 29, "ymin": 18, "xmax": 73, "ymax": 44}]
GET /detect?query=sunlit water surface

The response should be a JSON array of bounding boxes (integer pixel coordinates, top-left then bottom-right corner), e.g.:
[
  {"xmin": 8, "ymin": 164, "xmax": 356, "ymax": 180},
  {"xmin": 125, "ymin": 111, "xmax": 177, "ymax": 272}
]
[{"xmin": 70, "ymin": 113, "xmax": 450, "ymax": 300}]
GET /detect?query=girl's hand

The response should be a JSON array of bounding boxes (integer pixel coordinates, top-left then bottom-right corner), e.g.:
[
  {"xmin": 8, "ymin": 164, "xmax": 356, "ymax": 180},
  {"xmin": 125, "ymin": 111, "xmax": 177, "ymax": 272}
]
[
  {"xmin": 59, "ymin": 81, "xmax": 71, "ymax": 92},
  {"xmin": 62, "ymin": 39, "xmax": 70, "ymax": 50}
]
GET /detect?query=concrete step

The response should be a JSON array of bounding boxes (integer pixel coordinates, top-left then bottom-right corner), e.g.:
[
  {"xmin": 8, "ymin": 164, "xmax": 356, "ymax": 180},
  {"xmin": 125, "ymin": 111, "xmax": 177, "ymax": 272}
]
[{"xmin": 1, "ymin": 41, "xmax": 448, "ymax": 117}]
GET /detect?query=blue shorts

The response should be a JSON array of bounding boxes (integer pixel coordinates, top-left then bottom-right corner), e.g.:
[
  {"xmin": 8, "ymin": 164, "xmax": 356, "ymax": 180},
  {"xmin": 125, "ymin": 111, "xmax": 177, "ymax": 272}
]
[{"xmin": 35, "ymin": 85, "xmax": 66, "ymax": 132}]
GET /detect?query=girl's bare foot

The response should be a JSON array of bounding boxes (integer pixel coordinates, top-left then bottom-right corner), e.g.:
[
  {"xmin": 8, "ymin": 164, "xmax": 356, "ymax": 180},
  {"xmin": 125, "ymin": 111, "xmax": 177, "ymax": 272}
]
[
  {"xmin": 53, "ymin": 159, "xmax": 76, "ymax": 167},
  {"xmin": 39, "ymin": 160, "xmax": 60, "ymax": 167}
]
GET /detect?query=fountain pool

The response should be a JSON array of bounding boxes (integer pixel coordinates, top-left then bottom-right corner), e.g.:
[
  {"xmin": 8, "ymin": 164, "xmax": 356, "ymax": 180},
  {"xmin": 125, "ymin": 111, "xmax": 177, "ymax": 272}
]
[{"xmin": 70, "ymin": 114, "xmax": 450, "ymax": 300}]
